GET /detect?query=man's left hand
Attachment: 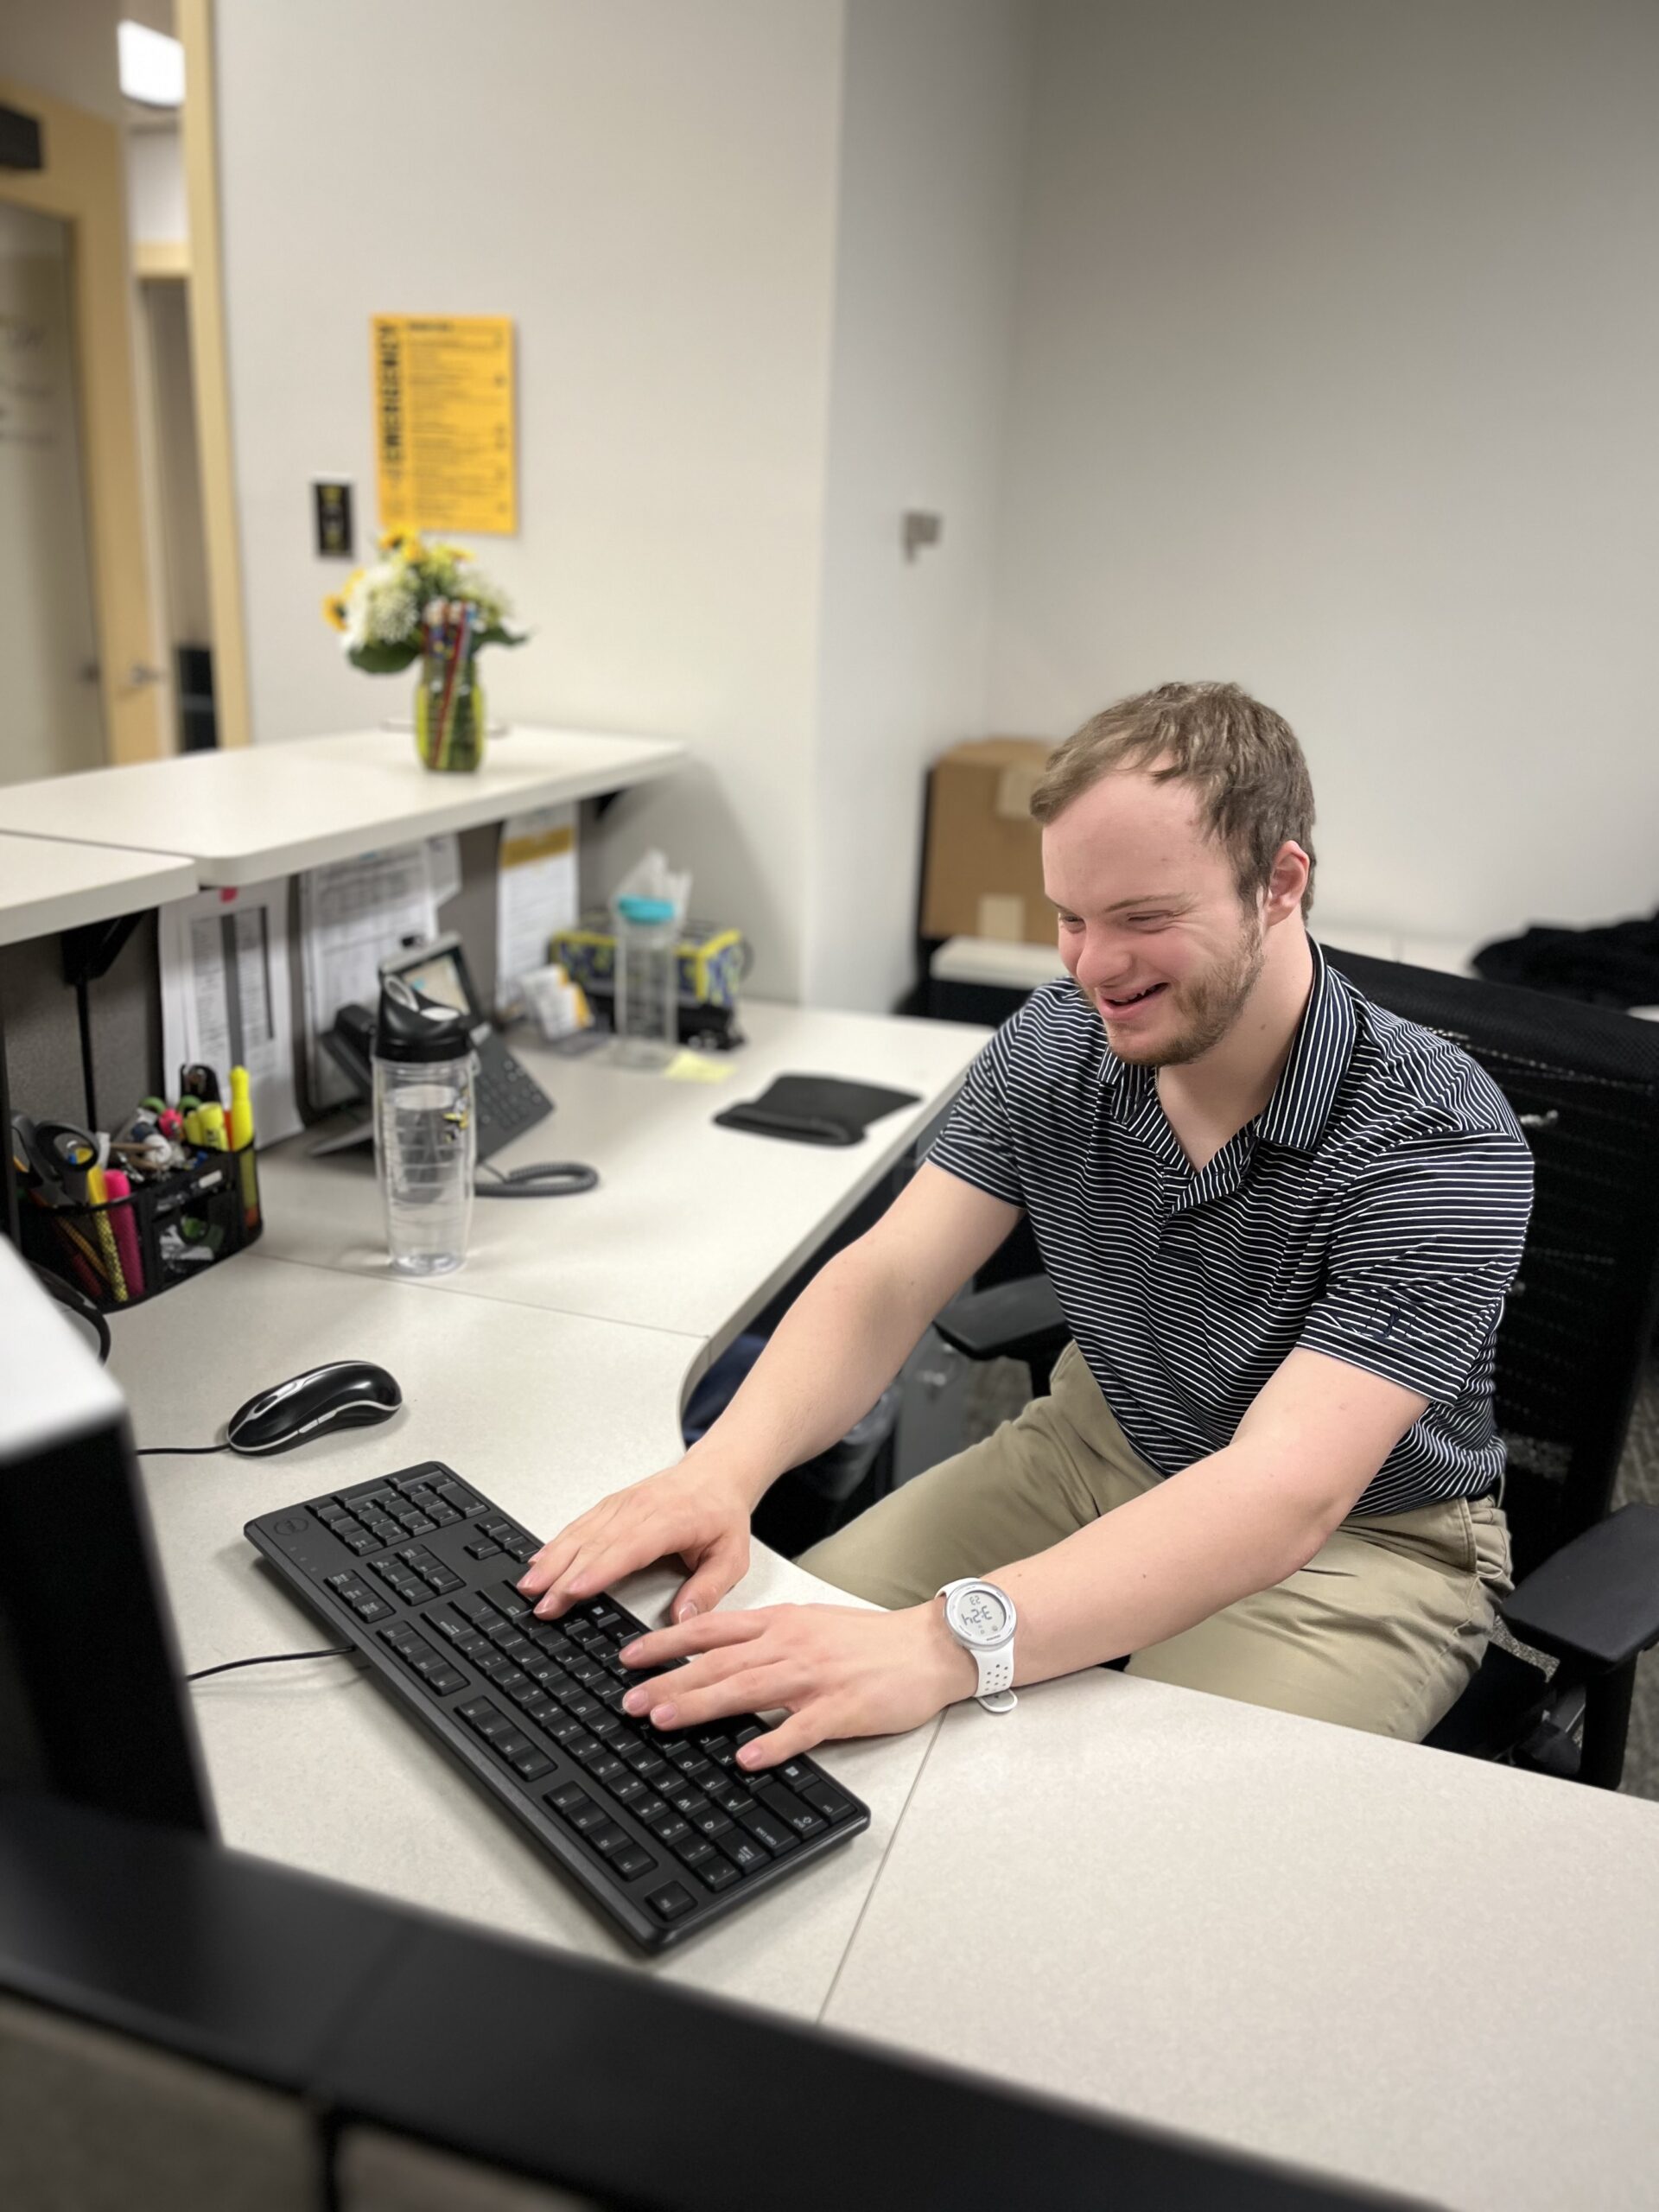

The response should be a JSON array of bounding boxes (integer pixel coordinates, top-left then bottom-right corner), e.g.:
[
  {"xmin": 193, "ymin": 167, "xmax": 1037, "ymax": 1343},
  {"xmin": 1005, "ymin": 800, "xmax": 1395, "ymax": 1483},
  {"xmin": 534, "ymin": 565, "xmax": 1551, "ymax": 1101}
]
[{"xmin": 617, "ymin": 1601, "xmax": 977, "ymax": 1771}]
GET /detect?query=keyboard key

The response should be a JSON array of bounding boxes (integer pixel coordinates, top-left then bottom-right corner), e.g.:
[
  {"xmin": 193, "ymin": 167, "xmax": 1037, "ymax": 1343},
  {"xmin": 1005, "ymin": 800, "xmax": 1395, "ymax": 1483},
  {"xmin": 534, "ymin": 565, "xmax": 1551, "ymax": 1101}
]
[
  {"xmin": 740, "ymin": 1808, "xmax": 799, "ymax": 1856},
  {"xmin": 632, "ymin": 1796, "xmax": 669, "ymax": 1826},
  {"xmin": 611, "ymin": 1776, "xmax": 646, "ymax": 1807},
  {"xmin": 720, "ymin": 1833, "xmax": 770, "ymax": 1877},
  {"xmin": 590, "ymin": 1824, "xmax": 628, "ymax": 1858},
  {"xmin": 673, "ymin": 1835, "xmax": 716, "ymax": 1872},
  {"xmin": 646, "ymin": 1882, "xmax": 696, "ymax": 1925},
  {"xmin": 754, "ymin": 1783, "xmax": 826, "ymax": 1839},
  {"xmin": 690, "ymin": 1807, "xmax": 734, "ymax": 1841},
  {"xmin": 509, "ymin": 1745, "xmax": 554, "ymax": 1780},
  {"xmin": 613, "ymin": 1847, "xmax": 656, "ymax": 1881},
  {"xmin": 570, "ymin": 1799, "xmax": 609, "ymax": 1834},
  {"xmin": 700, "ymin": 1856, "xmax": 741, "ymax": 1893},
  {"xmin": 713, "ymin": 1783, "xmax": 755, "ymax": 1818},
  {"xmin": 465, "ymin": 1540, "xmax": 502, "ymax": 1559},
  {"xmin": 651, "ymin": 1814, "xmax": 690, "ymax": 1847},
  {"xmin": 429, "ymin": 1668, "xmax": 467, "ymax": 1696},
  {"xmin": 799, "ymin": 1780, "xmax": 855, "ymax": 1824},
  {"xmin": 545, "ymin": 1782, "xmax": 589, "ymax": 1817}
]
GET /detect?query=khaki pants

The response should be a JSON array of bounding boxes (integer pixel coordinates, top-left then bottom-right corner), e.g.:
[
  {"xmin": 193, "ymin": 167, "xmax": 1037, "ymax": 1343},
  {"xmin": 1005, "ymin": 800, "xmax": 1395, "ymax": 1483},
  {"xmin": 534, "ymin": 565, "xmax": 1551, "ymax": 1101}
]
[{"xmin": 799, "ymin": 1343, "xmax": 1514, "ymax": 1740}]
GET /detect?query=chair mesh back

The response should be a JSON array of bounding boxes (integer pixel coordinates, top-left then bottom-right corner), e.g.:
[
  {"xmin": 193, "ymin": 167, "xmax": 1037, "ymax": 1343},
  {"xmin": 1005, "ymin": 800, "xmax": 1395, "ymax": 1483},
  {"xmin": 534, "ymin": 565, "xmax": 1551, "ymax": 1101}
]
[{"xmin": 1326, "ymin": 949, "xmax": 1659, "ymax": 1580}]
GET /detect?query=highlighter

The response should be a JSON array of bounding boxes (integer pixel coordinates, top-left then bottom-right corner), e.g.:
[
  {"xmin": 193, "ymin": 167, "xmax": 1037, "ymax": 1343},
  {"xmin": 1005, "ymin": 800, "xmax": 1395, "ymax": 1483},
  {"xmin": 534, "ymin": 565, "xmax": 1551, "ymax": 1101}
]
[
  {"xmin": 228, "ymin": 1065, "xmax": 259, "ymax": 1228},
  {"xmin": 198, "ymin": 1103, "xmax": 229, "ymax": 1150},
  {"xmin": 84, "ymin": 1166, "xmax": 129, "ymax": 1305},
  {"xmin": 102, "ymin": 1167, "xmax": 146, "ymax": 1301}
]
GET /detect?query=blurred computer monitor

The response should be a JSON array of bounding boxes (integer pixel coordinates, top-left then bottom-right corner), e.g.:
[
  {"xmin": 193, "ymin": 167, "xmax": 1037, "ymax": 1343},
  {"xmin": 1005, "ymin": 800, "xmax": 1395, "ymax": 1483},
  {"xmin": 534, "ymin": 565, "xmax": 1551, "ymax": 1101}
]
[{"xmin": 0, "ymin": 1238, "xmax": 213, "ymax": 1837}]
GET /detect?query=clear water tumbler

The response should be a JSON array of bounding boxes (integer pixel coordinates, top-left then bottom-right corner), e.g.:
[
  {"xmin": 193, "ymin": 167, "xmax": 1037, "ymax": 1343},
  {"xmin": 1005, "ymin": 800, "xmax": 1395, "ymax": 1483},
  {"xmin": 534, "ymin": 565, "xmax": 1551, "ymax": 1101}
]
[
  {"xmin": 372, "ymin": 976, "xmax": 477, "ymax": 1274},
  {"xmin": 612, "ymin": 893, "xmax": 678, "ymax": 1068}
]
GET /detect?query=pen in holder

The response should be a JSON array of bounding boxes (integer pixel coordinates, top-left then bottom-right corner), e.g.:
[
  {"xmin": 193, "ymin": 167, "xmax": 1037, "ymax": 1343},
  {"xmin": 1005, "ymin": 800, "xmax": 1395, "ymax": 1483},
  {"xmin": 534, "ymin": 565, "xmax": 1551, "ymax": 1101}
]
[{"xmin": 20, "ymin": 1141, "xmax": 264, "ymax": 1313}]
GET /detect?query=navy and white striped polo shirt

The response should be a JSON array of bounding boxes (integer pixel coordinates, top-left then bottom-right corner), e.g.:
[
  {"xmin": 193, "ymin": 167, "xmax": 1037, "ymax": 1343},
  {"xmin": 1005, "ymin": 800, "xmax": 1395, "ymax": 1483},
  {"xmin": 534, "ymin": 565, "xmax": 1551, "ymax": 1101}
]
[{"xmin": 929, "ymin": 936, "xmax": 1534, "ymax": 1516}]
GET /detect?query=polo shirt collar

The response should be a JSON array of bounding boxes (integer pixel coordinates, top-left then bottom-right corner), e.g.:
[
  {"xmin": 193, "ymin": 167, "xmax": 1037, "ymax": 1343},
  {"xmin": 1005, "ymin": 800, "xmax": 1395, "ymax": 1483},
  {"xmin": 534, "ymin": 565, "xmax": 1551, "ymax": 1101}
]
[
  {"xmin": 1255, "ymin": 935, "xmax": 1355, "ymax": 1154},
  {"xmin": 1096, "ymin": 932, "xmax": 1355, "ymax": 1158}
]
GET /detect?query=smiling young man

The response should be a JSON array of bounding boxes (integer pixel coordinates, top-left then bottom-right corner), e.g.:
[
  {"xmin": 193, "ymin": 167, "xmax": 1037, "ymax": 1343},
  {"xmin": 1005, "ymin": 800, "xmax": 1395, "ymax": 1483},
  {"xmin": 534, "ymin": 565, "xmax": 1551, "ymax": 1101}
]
[{"xmin": 518, "ymin": 681, "xmax": 1532, "ymax": 1777}]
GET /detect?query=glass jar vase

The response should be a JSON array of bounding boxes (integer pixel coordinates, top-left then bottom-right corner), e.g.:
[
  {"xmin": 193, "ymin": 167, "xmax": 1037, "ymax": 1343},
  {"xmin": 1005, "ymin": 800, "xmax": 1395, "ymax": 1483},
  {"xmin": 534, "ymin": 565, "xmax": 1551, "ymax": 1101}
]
[{"xmin": 414, "ymin": 652, "xmax": 486, "ymax": 772}]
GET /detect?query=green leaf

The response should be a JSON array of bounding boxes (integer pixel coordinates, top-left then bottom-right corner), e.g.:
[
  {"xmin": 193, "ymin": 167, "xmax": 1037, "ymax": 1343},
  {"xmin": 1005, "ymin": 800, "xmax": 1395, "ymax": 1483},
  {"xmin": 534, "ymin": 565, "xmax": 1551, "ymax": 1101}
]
[{"xmin": 347, "ymin": 643, "xmax": 420, "ymax": 675}]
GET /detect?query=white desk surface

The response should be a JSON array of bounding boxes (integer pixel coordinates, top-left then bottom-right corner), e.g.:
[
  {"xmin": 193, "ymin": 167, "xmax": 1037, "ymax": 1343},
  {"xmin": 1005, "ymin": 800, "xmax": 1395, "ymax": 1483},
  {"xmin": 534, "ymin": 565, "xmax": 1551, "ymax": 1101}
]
[
  {"xmin": 253, "ymin": 1001, "xmax": 988, "ymax": 1357},
  {"xmin": 107, "ymin": 1257, "xmax": 938, "ymax": 2028},
  {"xmin": 0, "ymin": 832, "xmax": 198, "ymax": 948},
  {"xmin": 823, "ymin": 1670, "xmax": 1659, "ymax": 2212},
  {"xmin": 99, "ymin": 993, "xmax": 1659, "ymax": 2211},
  {"xmin": 0, "ymin": 725, "xmax": 684, "ymax": 885}
]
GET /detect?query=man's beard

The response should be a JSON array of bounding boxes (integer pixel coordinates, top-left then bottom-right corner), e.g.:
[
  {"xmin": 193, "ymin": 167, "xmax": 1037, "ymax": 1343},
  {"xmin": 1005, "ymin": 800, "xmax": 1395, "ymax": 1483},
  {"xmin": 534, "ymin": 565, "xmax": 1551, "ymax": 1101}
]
[{"xmin": 1105, "ymin": 910, "xmax": 1266, "ymax": 1069}]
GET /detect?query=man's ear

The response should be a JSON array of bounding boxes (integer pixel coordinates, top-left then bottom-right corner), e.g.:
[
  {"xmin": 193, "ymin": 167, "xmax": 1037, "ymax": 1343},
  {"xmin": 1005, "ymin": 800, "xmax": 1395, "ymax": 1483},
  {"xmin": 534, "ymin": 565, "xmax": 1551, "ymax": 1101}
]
[{"xmin": 1264, "ymin": 842, "xmax": 1311, "ymax": 924}]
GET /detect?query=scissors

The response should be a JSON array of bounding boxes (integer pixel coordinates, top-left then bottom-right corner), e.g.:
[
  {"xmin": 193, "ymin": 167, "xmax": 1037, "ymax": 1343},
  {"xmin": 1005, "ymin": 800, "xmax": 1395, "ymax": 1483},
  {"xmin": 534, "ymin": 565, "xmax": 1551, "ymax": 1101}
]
[{"xmin": 10, "ymin": 1116, "xmax": 105, "ymax": 1205}]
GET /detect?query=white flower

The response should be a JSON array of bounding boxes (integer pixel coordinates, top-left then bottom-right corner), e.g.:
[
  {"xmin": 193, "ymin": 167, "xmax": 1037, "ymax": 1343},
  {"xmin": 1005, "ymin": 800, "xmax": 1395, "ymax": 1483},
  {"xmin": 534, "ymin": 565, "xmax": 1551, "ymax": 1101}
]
[{"xmin": 344, "ymin": 558, "xmax": 421, "ymax": 652}]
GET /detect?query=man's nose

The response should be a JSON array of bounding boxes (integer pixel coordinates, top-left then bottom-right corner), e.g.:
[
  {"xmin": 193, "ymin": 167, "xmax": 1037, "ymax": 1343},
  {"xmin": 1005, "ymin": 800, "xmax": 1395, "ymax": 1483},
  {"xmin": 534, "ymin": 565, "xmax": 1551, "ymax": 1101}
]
[{"xmin": 1072, "ymin": 930, "xmax": 1134, "ymax": 992}]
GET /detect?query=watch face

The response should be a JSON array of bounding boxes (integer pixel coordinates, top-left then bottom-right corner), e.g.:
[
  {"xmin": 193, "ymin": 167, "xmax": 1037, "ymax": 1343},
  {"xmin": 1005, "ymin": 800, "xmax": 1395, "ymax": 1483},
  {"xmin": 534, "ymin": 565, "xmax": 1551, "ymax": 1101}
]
[{"xmin": 952, "ymin": 1586, "xmax": 1010, "ymax": 1645}]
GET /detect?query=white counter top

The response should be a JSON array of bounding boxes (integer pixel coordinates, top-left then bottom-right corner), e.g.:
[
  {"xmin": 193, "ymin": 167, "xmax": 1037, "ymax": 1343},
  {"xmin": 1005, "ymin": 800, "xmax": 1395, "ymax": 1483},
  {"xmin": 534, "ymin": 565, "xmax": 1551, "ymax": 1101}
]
[
  {"xmin": 823, "ymin": 1669, "xmax": 1659, "ymax": 2212},
  {"xmin": 253, "ymin": 1001, "xmax": 988, "ymax": 1355},
  {"xmin": 0, "ymin": 725, "xmax": 685, "ymax": 884},
  {"xmin": 0, "ymin": 831, "xmax": 198, "ymax": 948},
  {"xmin": 107, "ymin": 1257, "xmax": 937, "ymax": 2028}
]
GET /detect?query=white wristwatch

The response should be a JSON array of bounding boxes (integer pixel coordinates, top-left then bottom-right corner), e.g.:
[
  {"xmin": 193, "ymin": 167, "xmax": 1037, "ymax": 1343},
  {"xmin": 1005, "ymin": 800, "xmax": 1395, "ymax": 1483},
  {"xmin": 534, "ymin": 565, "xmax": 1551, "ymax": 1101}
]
[{"xmin": 936, "ymin": 1579, "xmax": 1019, "ymax": 1713}]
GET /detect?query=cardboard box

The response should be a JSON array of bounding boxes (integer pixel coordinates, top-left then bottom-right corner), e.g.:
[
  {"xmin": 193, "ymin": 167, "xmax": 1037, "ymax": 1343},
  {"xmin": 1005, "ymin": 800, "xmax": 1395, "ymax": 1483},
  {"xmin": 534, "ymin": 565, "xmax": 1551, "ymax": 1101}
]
[{"xmin": 920, "ymin": 736, "xmax": 1055, "ymax": 946}]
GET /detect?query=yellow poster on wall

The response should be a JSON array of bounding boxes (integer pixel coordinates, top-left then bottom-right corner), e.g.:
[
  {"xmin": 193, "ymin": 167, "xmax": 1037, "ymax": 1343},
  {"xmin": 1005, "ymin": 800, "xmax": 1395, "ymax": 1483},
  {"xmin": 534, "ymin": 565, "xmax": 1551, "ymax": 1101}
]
[{"xmin": 372, "ymin": 314, "xmax": 517, "ymax": 536}]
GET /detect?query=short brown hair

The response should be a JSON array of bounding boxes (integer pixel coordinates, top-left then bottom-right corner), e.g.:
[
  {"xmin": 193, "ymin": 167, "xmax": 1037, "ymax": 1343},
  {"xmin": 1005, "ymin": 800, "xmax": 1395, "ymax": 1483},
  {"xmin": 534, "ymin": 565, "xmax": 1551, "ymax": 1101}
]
[{"xmin": 1029, "ymin": 680, "xmax": 1317, "ymax": 917}]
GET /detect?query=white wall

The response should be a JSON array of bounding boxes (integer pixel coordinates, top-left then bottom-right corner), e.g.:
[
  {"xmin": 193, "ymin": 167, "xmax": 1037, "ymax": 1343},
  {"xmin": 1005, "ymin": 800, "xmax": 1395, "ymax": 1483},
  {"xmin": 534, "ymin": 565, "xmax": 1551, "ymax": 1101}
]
[
  {"xmin": 212, "ymin": 0, "xmax": 844, "ymax": 1000},
  {"xmin": 805, "ymin": 0, "xmax": 1033, "ymax": 1012},
  {"xmin": 990, "ymin": 0, "xmax": 1659, "ymax": 942}
]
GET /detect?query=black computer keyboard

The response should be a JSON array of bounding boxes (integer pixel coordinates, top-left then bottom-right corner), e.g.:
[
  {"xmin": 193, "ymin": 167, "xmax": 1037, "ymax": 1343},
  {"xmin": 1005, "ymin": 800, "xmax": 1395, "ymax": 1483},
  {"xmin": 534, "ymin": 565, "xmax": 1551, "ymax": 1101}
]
[{"xmin": 245, "ymin": 1463, "xmax": 869, "ymax": 1952}]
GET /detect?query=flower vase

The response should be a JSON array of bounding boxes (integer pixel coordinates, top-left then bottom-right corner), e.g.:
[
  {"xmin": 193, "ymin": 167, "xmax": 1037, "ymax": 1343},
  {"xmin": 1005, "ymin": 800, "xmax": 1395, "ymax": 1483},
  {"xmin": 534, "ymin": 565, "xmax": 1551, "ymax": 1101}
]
[{"xmin": 414, "ymin": 652, "xmax": 486, "ymax": 772}]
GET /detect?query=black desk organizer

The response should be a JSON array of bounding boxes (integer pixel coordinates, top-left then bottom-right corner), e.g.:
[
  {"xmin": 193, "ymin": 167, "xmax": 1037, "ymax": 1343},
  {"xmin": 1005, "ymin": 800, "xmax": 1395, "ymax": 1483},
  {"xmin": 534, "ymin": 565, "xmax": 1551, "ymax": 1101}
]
[{"xmin": 21, "ymin": 1141, "xmax": 263, "ymax": 1313}]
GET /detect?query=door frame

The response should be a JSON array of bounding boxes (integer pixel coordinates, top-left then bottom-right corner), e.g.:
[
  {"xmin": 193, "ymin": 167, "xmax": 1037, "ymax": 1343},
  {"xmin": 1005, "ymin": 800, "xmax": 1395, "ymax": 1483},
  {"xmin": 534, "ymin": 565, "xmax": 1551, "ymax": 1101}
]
[
  {"xmin": 176, "ymin": 0, "xmax": 251, "ymax": 750},
  {"xmin": 0, "ymin": 74, "xmax": 165, "ymax": 766}
]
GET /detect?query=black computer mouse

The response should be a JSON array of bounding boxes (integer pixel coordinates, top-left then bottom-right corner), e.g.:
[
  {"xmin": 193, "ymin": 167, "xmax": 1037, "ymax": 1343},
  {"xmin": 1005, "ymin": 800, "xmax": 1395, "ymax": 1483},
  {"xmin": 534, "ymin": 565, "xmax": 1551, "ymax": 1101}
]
[{"xmin": 226, "ymin": 1362, "xmax": 403, "ymax": 1455}]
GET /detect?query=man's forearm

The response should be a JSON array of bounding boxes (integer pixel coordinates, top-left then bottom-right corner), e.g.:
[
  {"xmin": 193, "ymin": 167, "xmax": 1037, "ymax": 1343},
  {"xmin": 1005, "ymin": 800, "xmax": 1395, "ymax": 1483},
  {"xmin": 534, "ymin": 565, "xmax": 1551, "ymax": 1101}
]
[
  {"xmin": 688, "ymin": 1244, "xmax": 932, "ymax": 1509},
  {"xmin": 987, "ymin": 1446, "xmax": 1335, "ymax": 1686}
]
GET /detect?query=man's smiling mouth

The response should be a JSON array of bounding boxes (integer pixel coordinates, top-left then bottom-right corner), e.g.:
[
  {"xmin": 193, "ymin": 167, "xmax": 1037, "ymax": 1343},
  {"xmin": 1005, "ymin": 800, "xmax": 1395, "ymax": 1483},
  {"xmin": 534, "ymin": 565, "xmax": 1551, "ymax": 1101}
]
[{"xmin": 1098, "ymin": 982, "xmax": 1168, "ymax": 1012}]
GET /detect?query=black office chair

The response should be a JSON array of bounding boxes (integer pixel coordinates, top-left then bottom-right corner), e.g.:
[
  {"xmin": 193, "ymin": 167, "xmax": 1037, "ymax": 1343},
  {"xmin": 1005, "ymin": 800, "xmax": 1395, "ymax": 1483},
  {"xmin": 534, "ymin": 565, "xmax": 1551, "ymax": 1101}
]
[{"xmin": 931, "ymin": 950, "xmax": 1659, "ymax": 1789}]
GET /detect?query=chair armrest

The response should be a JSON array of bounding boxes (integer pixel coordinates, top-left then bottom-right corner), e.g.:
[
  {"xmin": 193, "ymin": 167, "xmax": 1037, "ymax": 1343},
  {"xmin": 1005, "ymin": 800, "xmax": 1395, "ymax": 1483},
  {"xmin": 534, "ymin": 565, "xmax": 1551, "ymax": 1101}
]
[
  {"xmin": 933, "ymin": 1274, "xmax": 1065, "ymax": 1363},
  {"xmin": 1500, "ymin": 1502, "xmax": 1659, "ymax": 1672}
]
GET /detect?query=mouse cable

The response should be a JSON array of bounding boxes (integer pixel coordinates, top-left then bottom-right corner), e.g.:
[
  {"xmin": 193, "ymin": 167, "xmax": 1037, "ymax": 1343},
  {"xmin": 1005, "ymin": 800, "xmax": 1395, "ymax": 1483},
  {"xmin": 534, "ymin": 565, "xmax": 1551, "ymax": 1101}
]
[
  {"xmin": 137, "ymin": 1444, "xmax": 231, "ymax": 1457},
  {"xmin": 476, "ymin": 1160, "xmax": 599, "ymax": 1198},
  {"xmin": 187, "ymin": 1645, "xmax": 359, "ymax": 1683}
]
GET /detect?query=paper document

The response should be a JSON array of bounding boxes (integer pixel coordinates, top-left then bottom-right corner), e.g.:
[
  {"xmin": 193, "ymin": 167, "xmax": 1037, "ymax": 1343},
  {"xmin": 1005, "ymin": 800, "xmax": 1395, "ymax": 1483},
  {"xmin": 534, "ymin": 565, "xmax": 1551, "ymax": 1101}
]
[
  {"xmin": 496, "ymin": 804, "xmax": 577, "ymax": 1014},
  {"xmin": 159, "ymin": 880, "xmax": 302, "ymax": 1143},
  {"xmin": 425, "ymin": 833, "xmax": 462, "ymax": 909},
  {"xmin": 300, "ymin": 844, "xmax": 438, "ymax": 1108}
]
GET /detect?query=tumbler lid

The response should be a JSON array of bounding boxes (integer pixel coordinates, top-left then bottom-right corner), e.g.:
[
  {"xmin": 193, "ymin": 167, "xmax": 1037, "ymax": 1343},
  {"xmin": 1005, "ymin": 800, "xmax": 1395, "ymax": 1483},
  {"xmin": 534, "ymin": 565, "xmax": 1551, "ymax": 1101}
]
[
  {"xmin": 372, "ymin": 975, "xmax": 473, "ymax": 1065},
  {"xmin": 615, "ymin": 893, "xmax": 675, "ymax": 925}
]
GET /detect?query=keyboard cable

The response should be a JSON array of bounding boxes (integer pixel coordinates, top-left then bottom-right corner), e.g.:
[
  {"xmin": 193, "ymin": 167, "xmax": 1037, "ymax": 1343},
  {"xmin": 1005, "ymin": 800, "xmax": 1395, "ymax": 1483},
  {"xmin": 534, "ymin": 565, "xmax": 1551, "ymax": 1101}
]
[{"xmin": 187, "ymin": 1647, "xmax": 359, "ymax": 1683}]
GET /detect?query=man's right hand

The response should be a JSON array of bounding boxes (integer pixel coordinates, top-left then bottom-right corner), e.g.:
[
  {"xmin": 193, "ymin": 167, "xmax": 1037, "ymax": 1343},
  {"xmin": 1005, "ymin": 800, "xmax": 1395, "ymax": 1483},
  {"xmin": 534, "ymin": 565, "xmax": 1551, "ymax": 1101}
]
[{"xmin": 516, "ymin": 1459, "xmax": 754, "ymax": 1626}]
